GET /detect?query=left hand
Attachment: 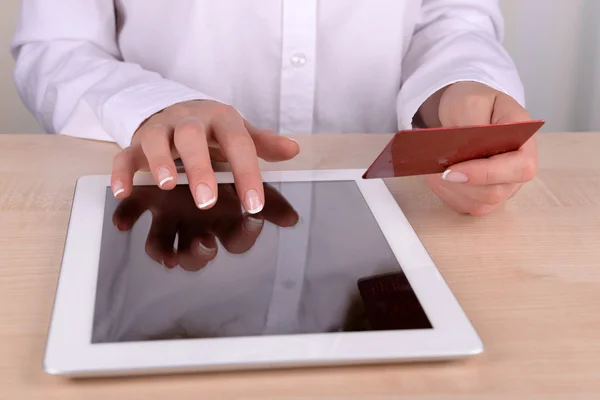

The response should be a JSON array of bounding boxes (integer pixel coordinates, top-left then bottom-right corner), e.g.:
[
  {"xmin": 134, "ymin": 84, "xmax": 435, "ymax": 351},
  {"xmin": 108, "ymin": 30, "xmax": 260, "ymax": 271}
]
[{"xmin": 418, "ymin": 81, "xmax": 538, "ymax": 216}]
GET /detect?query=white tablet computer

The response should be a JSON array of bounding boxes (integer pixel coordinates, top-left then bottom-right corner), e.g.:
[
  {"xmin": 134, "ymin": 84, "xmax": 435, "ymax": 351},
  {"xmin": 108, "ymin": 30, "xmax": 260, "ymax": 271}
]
[{"xmin": 45, "ymin": 169, "xmax": 482, "ymax": 377}]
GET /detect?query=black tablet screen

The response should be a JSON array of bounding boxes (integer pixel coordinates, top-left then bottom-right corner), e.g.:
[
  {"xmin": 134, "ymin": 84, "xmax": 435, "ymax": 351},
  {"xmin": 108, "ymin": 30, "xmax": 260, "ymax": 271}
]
[{"xmin": 92, "ymin": 181, "xmax": 431, "ymax": 343}]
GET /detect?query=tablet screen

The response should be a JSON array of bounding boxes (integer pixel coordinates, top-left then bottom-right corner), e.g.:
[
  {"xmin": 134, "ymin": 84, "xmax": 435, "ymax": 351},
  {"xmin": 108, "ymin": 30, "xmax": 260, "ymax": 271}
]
[{"xmin": 92, "ymin": 181, "xmax": 432, "ymax": 343}]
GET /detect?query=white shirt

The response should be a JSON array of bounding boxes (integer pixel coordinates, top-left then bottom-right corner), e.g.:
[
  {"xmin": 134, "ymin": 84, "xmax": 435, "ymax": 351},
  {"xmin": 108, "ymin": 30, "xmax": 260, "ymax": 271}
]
[{"xmin": 11, "ymin": 0, "xmax": 524, "ymax": 149}]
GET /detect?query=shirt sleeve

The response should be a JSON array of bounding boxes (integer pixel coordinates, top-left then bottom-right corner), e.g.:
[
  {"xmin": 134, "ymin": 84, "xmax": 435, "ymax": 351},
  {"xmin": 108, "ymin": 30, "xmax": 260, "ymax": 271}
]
[
  {"xmin": 397, "ymin": 0, "xmax": 525, "ymax": 129},
  {"xmin": 11, "ymin": 0, "xmax": 217, "ymax": 149}
]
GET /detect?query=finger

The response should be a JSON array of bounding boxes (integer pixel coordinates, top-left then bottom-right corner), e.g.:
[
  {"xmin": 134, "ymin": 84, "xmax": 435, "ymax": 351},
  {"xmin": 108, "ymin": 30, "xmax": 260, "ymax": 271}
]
[
  {"xmin": 178, "ymin": 235, "xmax": 218, "ymax": 272},
  {"xmin": 437, "ymin": 178, "xmax": 519, "ymax": 206},
  {"xmin": 259, "ymin": 183, "xmax": 300, "ymax": 227},
  {"xmin": 213, "ymin": 115, "xmax": 265, "ymax": 214},
  {"xmin": 441, "ymin": 147, "xmax": 538, "ymax": 186},
  {"xmin": 440, "ymin": 83, "xmax": 495, "ymax": 127},
  {"xmin": 213, "ymin": 215, "xmax": 264, "ymax": 254},
  {"xmin": 140, "ymin": 123, "xmax": 178, "ymax": 190},
  {"xmin": 491, "ymin": 93, "xmax": 532, "ymax": 124},
  {"xmin": 244, "ymin": 121, "xmax": 300, "ymax": 162},
  {"xmin": 173, "ymin": 118, "xmax": 218, "ymax": 209},
  {"xmin": 145, "ymin": 215, "xmax": 179, "ymax": 268},
  {"xmin": 112, "ymin": 188, "xmax": 151, "ymax": 231},
  {"xmin": 111, "ymin": 145, "xmax": 148, "ymax": 199},
  {"xmin": 428, "ymin": 176, "xmax": 499, "ymax": 216}
]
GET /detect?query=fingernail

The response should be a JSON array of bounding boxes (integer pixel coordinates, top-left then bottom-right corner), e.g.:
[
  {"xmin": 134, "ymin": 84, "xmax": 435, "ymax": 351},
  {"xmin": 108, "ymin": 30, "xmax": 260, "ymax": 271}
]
[
  {"xmin": 244, "ymin": 189, "xmax": 264, "ymax": 214},
  {"xmin": 198, "ymin": 241, "xmax": 217, "ymax": 256},
  {"xmin": 287, "ymin": 137, "xmax": 298, "ymax": 144},
  {"xmin": 113, "ymin": 180, "xmax": 125, "ymax": 197},
  {"xmin": 157, "ymin": 167, "xmax": 173, "ymax": 187},
  {"xmin": 195, "ymin": 183, "xmax": 216, "ymax": 209},
  {"xmin": 442, "ymin": 170, "xmax": 469, "ymax": 183},
  {"xmin": 244, "ymin": 216, "xmax": 264, "ymax": 232}
]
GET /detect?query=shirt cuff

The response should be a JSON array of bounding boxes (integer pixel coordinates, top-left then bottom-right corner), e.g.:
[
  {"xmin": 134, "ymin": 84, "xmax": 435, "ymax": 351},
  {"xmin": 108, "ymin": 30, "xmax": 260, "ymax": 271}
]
[
  {"xmin": 101, "ymin": 81, "xmax": 218, "ymax": 149},
  {"xmin": 397, "ymin": 69, "xmax": 525, "ymax": 130}
]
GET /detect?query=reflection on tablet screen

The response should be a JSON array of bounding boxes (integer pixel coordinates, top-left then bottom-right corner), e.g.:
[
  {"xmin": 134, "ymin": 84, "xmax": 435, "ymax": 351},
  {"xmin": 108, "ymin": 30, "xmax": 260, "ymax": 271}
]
[{"xmin": 92, "ymin": 181, "xmax": 432, "ymax": 343}]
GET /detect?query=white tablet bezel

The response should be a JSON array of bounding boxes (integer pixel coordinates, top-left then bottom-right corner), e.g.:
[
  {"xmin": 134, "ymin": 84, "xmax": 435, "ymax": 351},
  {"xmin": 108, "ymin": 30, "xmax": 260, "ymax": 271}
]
[{"xmin": 45, "ymin": 169, "xmax": 482, "ymax": 377}]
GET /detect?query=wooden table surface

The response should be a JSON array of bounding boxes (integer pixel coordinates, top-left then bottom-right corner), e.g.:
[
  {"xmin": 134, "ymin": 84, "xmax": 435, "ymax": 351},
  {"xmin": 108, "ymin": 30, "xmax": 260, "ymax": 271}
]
[{"xmin": 1, "ymin": 133, "xmax": 599, "ymax": 399}]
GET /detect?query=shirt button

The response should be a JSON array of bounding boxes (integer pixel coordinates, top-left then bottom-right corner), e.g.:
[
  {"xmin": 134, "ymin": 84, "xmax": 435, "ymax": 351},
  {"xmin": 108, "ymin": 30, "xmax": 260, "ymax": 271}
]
[{"xmin": 290, "ymin": 53, "xmax": 307, "ymax": 67}]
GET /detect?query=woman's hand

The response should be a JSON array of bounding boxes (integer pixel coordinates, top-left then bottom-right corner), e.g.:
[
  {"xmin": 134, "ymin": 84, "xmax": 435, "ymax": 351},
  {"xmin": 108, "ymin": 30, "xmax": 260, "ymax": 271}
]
[
  {"xmin": 110, "ymin": 100, "xmax": 299, "ymax": 214},
  {"xmin": 112, "ymin": 183, "xmax": 299, "ymax": 272},
  {"xmin": 419, "ymin": 82, "xmax": 538, "ymax": 216}
]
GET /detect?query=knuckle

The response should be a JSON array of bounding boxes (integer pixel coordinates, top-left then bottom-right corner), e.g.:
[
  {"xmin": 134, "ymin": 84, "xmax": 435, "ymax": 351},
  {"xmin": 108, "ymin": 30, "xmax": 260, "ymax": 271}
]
[
  {"xmin": 175, "ymin": 118, "xmax": 205, "ymax": 142},
  {"xmin": 484, "ymin": 169, "xmax": 498, "ymax": 185},
  {"xmin": 141, "ymin": 137, "xmax": 171, "ymax": 158},
  {"xmin": 113, "ymin": 149, "xmax": 133, "ymax": 168},
  {"xmin": 185, "ymin": 164, "xmax": 214, "ymax": 181},
  {"xmin": 143, "ymin": 123, "xmax": 168, "ymax": 137},
  {"xmin": 212, "ymin": 103, "xmax": 239, "ymax": 119},
  {"xmin": 229, "ymin": 169, "xmax": 262, "ymax": 191},
  {"xmin": 234, "ymin": 169, "xmax": 260, "ymax": 181},
  {"xmin": 521, "ymin": 157, "xmax": 538, "ymax": 182},
  {"xmin": 164, "ymin": 103, "xmax": 193, "ymax": 119},
  {"xmin": 221, "ymin": 133, "xmax": 255, "ymax": 151},
  {"xmin": 170, "ymin": 108, "xmax": 190, "ymax": 120}
]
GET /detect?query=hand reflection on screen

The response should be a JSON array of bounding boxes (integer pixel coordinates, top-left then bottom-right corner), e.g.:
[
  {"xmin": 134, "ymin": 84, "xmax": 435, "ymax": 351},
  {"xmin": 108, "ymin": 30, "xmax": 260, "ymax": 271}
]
[{"xmin": 112, "ymin": 183, "xmax": 299, "ymax": 271}]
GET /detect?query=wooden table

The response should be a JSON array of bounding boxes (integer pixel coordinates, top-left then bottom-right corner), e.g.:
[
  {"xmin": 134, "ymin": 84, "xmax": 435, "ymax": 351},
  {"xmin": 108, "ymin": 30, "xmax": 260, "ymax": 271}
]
[{"xmin": 1, "ymin": 133, "xmax": 599, "ymax": 399}]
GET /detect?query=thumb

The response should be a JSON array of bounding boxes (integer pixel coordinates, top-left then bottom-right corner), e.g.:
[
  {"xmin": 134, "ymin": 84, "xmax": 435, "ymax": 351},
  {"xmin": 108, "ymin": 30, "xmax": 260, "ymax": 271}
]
[
  {"xmin": 491, "ymin": 93, "xmax": 532, "ymax": 124},
  {"xmin": 244, "ymin": 121, "xmax": 300, "ymax": 162},
  {"xmin": 438, "ymin": 82, "xmax": 495, "ymax": 127}
]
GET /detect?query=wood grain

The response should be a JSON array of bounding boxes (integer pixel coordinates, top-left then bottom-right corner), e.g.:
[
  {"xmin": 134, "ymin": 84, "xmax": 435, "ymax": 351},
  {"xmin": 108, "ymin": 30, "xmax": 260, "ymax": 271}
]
[{"xmin": 0, "ymin": 133, "xmax": 599, "ymax": 399}]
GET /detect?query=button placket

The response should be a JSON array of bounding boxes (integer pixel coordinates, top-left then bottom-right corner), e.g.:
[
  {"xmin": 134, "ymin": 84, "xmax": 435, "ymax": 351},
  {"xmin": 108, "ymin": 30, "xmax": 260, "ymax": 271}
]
[
  {"xmin": 290, "ymin": 53, "xmax": 308, "ymax": 67},
  {"xmin": 278, "ymin": 0, "xmax": 317, "ymax": 134}
]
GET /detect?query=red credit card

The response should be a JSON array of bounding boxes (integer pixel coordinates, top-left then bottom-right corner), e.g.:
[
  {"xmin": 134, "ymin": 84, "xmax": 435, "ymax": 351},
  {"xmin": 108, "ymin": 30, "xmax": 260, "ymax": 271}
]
[{"xmin": 362, "ymin": 120, "xmax": 545, "ymax": 179}]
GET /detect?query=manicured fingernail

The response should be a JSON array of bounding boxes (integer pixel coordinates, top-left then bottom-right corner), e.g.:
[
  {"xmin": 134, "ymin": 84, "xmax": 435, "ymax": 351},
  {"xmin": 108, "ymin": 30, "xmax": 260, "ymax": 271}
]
[
  {"xmin": 113, "ymin": 180, "xmax": 125, "ymax": 197},
  {"xmin": 244, "ymin": 216, "xmax": 264, "ymax": 232},
  {"xmin": 195, "ymin": 183, "xmax": 216, "ymax": 209},
  {"xmin": 197, "ymin": 240, "xmax": 217, "ymax": 256},
  {"xmin": 442, "ymin": 170, "xmax": 469, "ymax": 183},
  {"xmin": 157, "ymin": 167, "xmax": 173, "ymax": 187},
  {"xmin": 244, "ymin": 189, "xmax": 263, "ymax": 214}
]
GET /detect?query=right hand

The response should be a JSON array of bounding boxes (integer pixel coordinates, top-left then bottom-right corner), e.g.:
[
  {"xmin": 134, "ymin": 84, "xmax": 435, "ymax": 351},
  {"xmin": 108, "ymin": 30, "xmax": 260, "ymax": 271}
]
[
  {"xmin": 112, "ymin": 183, "xmax": 299, "ymax": 271},
  {"xmin": 110, "ymin": 100, "xmax": 299, "ymax": 214}
]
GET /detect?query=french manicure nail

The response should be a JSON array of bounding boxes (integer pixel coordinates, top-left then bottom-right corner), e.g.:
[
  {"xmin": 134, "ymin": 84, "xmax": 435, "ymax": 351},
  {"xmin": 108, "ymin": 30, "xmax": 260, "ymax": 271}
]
[
  {"xmin": 442, "ymin": 170, "xmax": 469, "ymax": 183},
  {"xmin": 113, "ymin": 180, "xmax": 125, "ymax": 197},
  {"xmin": 157, "ymin": 167, "xmax": 173, "ymax": 187},
  {"xmin": 244, "ymin": 216, "xmax": 264, "ymax": 232},
  {"xmin": 244, "ymin": 189, "xmax": 264, "ymax": 214},
  {"xmin": 195, "ymin": 183, "xmax": 216, "ymax": 209},
  {"xmin": 198, "ymin": 241, "xmax": 216, "ymax": 256}
]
